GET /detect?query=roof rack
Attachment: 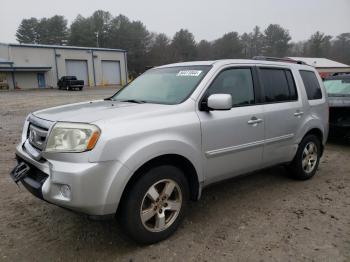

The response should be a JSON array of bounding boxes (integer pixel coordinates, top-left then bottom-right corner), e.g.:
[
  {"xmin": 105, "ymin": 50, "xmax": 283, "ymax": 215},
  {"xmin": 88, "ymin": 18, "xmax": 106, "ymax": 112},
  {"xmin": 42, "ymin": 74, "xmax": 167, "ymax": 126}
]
[{"xmin": 252, "ymin": 56, "xmax": 306, "ymax": 65}]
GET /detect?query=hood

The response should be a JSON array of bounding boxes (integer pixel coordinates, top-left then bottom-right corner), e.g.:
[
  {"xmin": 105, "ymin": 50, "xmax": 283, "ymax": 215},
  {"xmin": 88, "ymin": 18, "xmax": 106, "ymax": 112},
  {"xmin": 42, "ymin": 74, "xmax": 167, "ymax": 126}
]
[{"xmin": 33, "ymin": 100, "xmax": 171, "ymax": 123}]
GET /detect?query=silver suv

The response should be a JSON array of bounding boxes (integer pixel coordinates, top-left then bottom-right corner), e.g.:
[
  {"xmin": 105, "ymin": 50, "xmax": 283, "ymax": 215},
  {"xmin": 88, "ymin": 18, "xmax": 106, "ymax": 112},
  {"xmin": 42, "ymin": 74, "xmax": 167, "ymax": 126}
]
[{"xmin": 11, "ymin": 58, "xmax": 328, "ymax": 244}]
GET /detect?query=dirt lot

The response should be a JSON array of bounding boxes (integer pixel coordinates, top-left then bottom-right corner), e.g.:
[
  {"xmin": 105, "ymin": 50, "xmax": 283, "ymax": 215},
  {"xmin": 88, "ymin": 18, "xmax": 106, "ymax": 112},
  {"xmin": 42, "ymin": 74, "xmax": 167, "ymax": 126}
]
[{"xmin": 0, "ymin": 88, "xmax": 349, "ymax": 261}]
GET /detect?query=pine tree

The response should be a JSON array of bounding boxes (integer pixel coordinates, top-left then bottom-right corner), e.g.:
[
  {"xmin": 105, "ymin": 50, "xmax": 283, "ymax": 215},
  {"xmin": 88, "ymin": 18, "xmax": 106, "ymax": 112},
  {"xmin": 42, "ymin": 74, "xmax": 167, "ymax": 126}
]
[{"xmin": 16, "ymin": 18, "xmax": 39, "ymax": 43}]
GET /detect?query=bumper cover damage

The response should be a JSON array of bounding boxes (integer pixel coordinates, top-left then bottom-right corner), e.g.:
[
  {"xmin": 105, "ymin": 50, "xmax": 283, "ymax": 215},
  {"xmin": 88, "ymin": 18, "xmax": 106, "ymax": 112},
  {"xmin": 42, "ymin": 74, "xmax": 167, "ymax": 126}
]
[{"xmin": 10, "ymin": 143, "xmax": 130, "ymax": 217}]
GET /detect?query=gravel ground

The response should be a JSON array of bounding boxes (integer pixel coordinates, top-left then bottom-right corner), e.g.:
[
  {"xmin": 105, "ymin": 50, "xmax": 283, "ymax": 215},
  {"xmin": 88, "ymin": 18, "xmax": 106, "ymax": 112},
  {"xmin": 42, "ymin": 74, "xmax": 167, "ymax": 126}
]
[{"xmin": 0, "ymin": 88, "xmax": 349, "ymax": 262}]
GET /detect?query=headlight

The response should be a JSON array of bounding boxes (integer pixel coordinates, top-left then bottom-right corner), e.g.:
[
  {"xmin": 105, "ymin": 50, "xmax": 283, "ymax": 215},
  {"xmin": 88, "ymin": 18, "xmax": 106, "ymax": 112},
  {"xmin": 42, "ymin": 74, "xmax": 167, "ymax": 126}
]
[{"xmin": 45, "ymin": 122, "xmax": 101, "ymax": 153}]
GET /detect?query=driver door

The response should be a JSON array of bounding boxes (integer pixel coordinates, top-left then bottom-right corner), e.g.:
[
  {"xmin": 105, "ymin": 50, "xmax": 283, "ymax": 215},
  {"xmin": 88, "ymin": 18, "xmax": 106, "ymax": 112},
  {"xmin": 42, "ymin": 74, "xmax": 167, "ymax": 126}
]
[{"xmin": 197, "ymin": 67, "xmax": 265, "ymax": 184}]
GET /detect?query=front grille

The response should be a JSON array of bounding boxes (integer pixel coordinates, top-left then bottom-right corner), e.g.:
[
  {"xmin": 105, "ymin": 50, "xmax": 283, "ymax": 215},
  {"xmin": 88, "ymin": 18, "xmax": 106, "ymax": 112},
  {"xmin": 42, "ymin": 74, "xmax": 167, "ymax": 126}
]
[
  {"xmin": 26, "ymin": 115, "xmax": 53, "ymax": 156},
  {"xmin": 28, "ymin": 124, "xmax": 48, "ymax": 150}
]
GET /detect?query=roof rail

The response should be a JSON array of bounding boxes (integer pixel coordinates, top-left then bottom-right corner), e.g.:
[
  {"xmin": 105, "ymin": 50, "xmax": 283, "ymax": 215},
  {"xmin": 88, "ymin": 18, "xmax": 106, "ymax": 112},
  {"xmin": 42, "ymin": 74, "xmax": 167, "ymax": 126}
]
[{"xmin": 252, "ymin": 56, "xmax": 306, "ymax": 65}]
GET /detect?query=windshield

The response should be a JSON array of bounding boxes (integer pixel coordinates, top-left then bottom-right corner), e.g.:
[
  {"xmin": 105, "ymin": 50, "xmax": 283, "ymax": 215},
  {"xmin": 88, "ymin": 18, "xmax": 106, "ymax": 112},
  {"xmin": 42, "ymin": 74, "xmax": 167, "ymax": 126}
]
[
  {"xmin": 111, "ymin": 66, "xmax": 212, "ymax": 104},
  {"xmin": 324, "ymin": 79, "xmax": 350, "ymax": 96}
]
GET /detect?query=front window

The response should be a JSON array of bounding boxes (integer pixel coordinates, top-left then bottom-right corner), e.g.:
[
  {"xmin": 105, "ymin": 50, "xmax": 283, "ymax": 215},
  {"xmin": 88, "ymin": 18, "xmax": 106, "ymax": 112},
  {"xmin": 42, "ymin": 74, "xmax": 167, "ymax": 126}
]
[
  {"xmin": 324, "ymin": 78, "xmax": 350, "ymax": 96},
  {"xmin": 206, "ymin": 68, "xmax": 255, "ymax": 106},
  {"xmin": 111, "ymin": 66, "xmax": 212, "ymax": 104}
]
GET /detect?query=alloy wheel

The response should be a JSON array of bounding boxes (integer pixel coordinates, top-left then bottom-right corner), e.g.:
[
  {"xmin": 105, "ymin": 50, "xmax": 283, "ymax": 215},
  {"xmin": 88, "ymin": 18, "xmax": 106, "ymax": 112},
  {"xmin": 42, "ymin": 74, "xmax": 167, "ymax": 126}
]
[
  {"xmin": 140, "ymin": 179, "xmax": 182, "ymax": 232},
  {"xmin": 302, "ymin": 142, "xmax": 318, "ymax": 173}
]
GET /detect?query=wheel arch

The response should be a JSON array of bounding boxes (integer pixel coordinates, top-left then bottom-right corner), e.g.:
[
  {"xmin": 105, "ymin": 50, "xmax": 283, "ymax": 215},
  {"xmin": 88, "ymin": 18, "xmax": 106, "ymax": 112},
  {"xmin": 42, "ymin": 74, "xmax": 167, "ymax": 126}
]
[{"xmin": 117, "ymin": 154, "xmax": 201, "ymax": 213}]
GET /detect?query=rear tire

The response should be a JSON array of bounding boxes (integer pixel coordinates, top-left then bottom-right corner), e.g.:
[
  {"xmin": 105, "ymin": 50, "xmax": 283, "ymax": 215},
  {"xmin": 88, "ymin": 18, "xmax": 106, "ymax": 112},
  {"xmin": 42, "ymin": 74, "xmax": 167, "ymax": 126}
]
[
  {"xmin": 119, "ymin": 165, "xmax": 189, "ymax": 244},
  {"xmin": 286, "ymin": 134, "xmax": 321, "ymax": 180}
]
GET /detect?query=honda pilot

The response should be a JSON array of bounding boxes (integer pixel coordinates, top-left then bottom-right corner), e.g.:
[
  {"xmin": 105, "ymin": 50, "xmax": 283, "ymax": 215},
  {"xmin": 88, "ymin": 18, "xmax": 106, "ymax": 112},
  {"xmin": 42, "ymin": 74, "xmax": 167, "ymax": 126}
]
[{"xmin": 11, "ymin": 58, "xmax": 328, "ymax": 244}]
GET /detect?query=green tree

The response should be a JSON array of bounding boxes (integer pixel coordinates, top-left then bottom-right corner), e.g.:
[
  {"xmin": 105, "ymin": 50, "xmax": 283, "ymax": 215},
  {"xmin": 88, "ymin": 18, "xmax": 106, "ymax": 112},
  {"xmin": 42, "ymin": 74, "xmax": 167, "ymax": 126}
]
[
  {"xmin": 241, "ymin": 26, "xmax": 264, "ymax": 58},
  {"xmin": 263, "ymin": 24, "xmax": 291, "ymax": 57},
  {"xmin": 196, "ymin": 40, "xmax": 213, "ymax": 60},
  {"xmin": 90, "ymin": 10, "xmax": 112, "ymax": 47},
  {"xmin": 241, "ymin": 32, "xmax": 252, "ymax": 58},
  {"xmin": 250, "ymin": 26, "xmax": 265, "ymax": 57},
  {"xmin": 36, "ymin": 15, "xmax": 68, "ymax": 45},
  {"xmin": 331, "ymin": 33, "xmax": 350, "ymax": 65},
  {"xmin": 17, "ymin": 11, "xmax": 350, "ymax": 75},
  {"xmin": 170, "ymin": 29, "xmax": 197, "ymax": 61},
  {"xmin": 305, "ymin": 31, "xmax": 332, "ymax": 57},
  {"xmin": 16, "ymin": 18, "xmax": 39, "ymax": 43},
  {"xmin": 147, "ymin": 33, "xmax": 172, "ymax": 66},
  {"xmin": 69, "ymin": 11, "xmax": 112, "ymax": 47},
  {"xmin": 69, "ymin": 15, "xmax": 94, "ymax": 46},
  {"xmin": 107, "ymin": 15, "xmax": 151, "ymax": 76},
  {"xmin": 288, "ymin": 41, "xmax": 307, "ymax": 57},
  {"xmin": 106, "ymin": 15, "xmax": 131, "ymax": 48},
  {"xmin": 212, "ymin": 32, "xmax": 243, "ymax": 59}
]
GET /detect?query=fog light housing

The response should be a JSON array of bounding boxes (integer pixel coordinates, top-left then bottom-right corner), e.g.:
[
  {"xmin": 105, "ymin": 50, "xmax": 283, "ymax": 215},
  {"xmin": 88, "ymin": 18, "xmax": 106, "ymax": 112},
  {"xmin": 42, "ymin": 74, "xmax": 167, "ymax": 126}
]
[{"xmin": 60, "ymin": 184, "xmax": 71, "ymax": 199}]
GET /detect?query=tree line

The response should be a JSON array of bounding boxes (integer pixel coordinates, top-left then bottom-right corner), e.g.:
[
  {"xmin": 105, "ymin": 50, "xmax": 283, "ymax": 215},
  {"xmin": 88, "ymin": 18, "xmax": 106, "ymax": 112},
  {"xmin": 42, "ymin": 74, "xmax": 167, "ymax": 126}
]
[{"xmin": 16, "ymin": 10, "xmax": 350, "ymax": 76}]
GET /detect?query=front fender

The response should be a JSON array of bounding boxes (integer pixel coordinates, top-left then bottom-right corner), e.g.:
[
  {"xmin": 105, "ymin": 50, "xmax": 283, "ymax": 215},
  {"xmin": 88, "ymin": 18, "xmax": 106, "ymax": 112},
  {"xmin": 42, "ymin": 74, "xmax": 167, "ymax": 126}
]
[
  {"xmin": 121, "ymin": 138, "xmax": 203, "ymax": 181},
  {"xmin": 100, "ymin": 135, "xmax": 203, "ymax": 214},
  {"xmin": 100, "ymin": 139, "xmax": 204, "ymax": 213}
]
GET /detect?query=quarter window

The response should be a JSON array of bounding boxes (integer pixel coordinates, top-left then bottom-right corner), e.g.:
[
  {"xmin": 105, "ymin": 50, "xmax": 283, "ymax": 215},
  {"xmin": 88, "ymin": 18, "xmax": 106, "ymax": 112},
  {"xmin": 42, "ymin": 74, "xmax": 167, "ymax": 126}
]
[
  {"xmin": 260, "ymin": 68, "xmax": 297, "ymax": 103},
  {"xmin": 206, "ymin": 68, "xmax": 255, "ymax": 106},
  {"xmin": 299, "ymin": 70, "xmax": 322, "ymax": 100}
]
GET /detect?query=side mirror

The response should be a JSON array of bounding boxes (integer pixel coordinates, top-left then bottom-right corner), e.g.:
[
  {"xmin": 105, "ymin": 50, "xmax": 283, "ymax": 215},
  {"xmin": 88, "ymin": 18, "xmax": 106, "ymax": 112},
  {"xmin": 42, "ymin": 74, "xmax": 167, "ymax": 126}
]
[{"xmin": 207, "ymin": 94, "xmax": 232, "ymax": 111}]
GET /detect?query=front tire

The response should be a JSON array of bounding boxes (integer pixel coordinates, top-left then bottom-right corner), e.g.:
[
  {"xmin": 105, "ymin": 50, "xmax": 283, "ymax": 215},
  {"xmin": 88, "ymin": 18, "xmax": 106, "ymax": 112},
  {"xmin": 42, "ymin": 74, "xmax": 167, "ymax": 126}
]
[
  {"xmin": 287, "ymin": 134, "xmax": 321, "ymax": 180},
  {"xmin": 119, "ymin": 165, "xmax": 189, "ymax": 244}
]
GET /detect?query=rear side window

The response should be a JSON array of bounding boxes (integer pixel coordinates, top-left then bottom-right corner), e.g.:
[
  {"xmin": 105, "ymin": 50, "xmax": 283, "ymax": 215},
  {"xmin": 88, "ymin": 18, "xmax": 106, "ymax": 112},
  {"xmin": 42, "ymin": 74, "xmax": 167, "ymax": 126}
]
[
  {"xmin": 259, "ymin": 68, "xmax": 298, "ymax": 103},
  {"xmin": 299, "ymin": 70, "xmax": 322, "ymax": 100}
]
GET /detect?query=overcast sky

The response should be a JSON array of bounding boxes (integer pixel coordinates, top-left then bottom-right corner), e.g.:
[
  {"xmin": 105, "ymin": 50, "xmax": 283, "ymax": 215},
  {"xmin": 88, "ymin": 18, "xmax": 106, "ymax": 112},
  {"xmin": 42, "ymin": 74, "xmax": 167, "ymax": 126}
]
[{"xmin": 1, "ymin": 0, "xmax": 349, "ymax": 43}]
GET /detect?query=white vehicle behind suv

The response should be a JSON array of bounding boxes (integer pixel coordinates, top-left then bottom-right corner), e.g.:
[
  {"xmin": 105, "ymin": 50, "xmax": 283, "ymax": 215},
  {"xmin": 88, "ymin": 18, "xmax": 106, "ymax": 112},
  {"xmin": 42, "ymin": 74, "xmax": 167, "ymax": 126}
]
[{"xmin": 11, "ymin": 57, "xmax": 328, "ymax": 244}]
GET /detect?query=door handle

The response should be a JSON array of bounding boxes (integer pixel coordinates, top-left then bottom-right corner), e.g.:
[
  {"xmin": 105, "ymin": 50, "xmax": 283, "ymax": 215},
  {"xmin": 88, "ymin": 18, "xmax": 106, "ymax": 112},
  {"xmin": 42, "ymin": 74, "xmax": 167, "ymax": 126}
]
[
  {"xmin": 248, "ymin": 117, "xmax": 263, "ymax": 125},
  {"xmin": 294, "ymin": 111, "xmax": 304, "ymax": 117}
]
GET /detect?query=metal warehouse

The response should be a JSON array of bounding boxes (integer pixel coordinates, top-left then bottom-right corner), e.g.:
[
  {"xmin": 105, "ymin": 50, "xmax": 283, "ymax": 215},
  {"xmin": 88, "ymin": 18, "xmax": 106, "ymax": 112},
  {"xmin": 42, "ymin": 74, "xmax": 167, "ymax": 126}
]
[{"xmin": 0, "ymin": 43, "xmax": 128, "ymax": 90}]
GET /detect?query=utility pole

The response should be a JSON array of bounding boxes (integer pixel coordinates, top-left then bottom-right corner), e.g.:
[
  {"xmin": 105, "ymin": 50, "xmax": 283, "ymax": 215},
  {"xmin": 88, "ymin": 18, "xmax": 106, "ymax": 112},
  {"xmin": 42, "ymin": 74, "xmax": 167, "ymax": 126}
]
[{"xmin": 95, "ymin": 32, "xmax": 99, "ymax": 47}]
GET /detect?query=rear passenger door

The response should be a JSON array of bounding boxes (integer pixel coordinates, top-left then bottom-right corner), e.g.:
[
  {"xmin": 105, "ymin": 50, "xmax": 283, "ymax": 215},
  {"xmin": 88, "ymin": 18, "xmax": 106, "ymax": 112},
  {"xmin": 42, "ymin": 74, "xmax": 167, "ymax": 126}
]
[{"xmin": 257, "ymin": 67, "xmax": 303, "ymax": 166}]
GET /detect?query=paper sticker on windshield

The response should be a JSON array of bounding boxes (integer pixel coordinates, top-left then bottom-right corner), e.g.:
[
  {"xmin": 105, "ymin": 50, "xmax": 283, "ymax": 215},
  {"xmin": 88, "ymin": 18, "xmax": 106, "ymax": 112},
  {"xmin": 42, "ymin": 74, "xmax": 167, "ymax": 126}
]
[{"xmin": 177, "ymin": 70, "xmax": 202, "ymax": 77}]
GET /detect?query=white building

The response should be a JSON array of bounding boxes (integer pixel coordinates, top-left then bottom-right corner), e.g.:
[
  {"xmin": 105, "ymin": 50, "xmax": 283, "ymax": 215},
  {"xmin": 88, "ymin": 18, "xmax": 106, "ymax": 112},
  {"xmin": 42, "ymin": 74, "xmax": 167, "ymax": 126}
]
[
  {"xmin": 288, "ymin": 57, "xmax": 350, "ymax": 78},
  {"xmin": 0, "ymin": 43, "xmax": 128, "ymax": 90}
]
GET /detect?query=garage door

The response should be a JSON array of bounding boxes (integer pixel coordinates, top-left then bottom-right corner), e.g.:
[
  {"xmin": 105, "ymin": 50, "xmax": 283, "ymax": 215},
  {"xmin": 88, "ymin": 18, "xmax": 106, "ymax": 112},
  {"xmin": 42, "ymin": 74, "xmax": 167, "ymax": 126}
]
[
  {"xmin": 65, "ymin": 60, "xmax": 88, "ymax": 86},
  {"xmin": 102, "ymin": 61, "xmax": 121, "ymax": 85}
]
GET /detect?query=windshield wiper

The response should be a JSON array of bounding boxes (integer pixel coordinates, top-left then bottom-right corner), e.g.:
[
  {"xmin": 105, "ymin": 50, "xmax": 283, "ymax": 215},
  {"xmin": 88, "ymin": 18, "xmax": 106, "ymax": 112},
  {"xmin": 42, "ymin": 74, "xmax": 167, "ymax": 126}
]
[{"xmin": 118, "ymin": 99, "xmax": 147, "ymax": 104}]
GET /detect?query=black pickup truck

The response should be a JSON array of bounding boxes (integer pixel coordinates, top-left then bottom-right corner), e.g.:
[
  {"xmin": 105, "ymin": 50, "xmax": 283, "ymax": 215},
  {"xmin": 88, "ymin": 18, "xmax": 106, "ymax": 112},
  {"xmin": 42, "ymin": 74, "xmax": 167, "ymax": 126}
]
[
  {"xmin": 324, "ymin": 73, "xmax": 350, "ymax": 138},
  {"xmin": 57, "ymin": 76, "xmax": 84, "ymax": 91}
]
